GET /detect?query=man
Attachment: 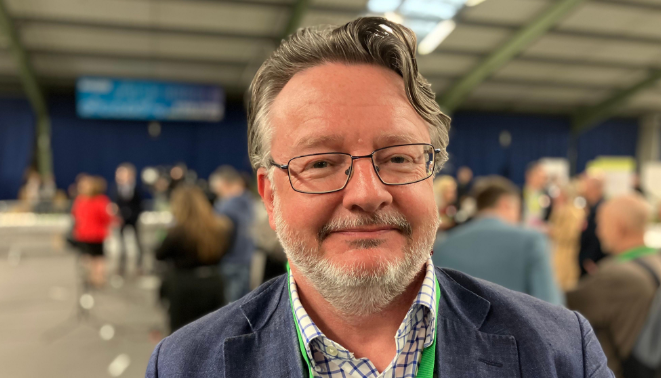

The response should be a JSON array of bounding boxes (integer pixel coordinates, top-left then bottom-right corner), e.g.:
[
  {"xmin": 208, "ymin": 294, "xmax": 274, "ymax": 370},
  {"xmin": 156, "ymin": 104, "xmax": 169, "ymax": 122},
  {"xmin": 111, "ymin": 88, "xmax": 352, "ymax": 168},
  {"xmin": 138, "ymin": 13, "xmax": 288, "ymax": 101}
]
[
  {"xmin": 147, "ymin": 18, "xmax": 612, "ymax": 378},
  {"xmin": 568, "ymin": 194, "xmax": 661, "ymax": 378},
  {"xmin": 111, "ymin": 163, "xmax": 143, "ymax": 275},
  {"xmin": 579, "ymin": 173, "xmax": 607, "ymax": 276},
  {"xmin": 522, "ymin": 161, "xmax": 552, "ymax": 230},
  {"xmin": 455, "ymin": 166, "xmax": 473, "ymax": 203},
  {"xmin": 210, "ymin": 165, "xmax": 255, "ymax": 302},
  {"xmin": 433, "ymin": 176, "xmax": 563, "ymax": 305}
]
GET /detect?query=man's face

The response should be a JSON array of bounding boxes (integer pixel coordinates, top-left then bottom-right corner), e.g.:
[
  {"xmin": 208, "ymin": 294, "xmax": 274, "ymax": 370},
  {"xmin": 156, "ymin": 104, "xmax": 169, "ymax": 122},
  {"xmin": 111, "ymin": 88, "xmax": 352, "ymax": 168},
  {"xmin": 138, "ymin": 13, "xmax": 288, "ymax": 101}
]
[
  {"xmin": 257, "ymin": 63, "xmax": 439, "ymax": 312},
  {"xmin": 527, "ymin": 167, "xmax": 547, "ymax": 190},
  {"xmin": 116, "ymin": 167, "xmax": 133, "ymax": 185}
]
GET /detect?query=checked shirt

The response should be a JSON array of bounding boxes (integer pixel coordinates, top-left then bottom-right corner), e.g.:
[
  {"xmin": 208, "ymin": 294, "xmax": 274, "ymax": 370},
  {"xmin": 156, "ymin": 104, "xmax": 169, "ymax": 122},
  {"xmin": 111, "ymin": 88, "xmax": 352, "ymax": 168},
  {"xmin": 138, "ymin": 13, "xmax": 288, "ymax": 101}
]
[{"xmin": 289, "ymin": 258, "xmax": 438, "ymax": 378}]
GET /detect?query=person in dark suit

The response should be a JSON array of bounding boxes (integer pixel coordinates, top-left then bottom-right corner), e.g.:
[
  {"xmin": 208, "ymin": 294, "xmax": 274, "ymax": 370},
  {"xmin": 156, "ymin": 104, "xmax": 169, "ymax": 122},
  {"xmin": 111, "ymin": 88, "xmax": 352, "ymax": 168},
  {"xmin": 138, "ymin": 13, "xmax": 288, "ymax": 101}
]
[
  {"xmin": 111, "ymin": 163, "xmax": 144, "ymax": 275},
  {"xmin": 146, "ymin": 17, "xmax": 612, "ymax": 377},
  {"xmin": 522, "ymin": 161, "xmax": 553, "ymax": 230},
  {"xmin": 578, "ymin": 173, "xmax": 607, "ymax": 277}
]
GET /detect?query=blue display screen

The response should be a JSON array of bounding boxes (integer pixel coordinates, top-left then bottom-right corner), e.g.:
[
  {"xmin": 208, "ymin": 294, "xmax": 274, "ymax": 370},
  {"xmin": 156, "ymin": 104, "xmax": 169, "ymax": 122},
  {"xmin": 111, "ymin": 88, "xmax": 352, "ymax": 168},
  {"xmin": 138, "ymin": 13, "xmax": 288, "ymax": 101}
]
[{"xmin": 76, "ymin": 77, "xmax": 225, "ymax": 122}]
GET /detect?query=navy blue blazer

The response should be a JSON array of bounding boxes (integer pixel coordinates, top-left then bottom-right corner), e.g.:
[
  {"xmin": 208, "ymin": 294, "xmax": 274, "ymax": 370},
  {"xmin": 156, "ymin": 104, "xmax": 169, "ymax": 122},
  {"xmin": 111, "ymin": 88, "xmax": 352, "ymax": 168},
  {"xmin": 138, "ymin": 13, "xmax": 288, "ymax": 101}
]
[{"xmin": 146, "ymin": 267, "xmax": 613, "ymax": 377}]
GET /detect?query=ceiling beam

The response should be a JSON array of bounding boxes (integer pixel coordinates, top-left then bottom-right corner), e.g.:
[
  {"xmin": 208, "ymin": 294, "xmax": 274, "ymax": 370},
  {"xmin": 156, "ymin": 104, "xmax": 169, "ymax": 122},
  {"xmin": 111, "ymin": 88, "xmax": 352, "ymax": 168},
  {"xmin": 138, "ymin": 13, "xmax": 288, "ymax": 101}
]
[
  {"xmin": 437, "ymin": 0, "xmax": 587, "ymax": 113},
  {"xmin": 0, "ymin": 1, "xmax": 52, "ymax": 178},
  {"xmin": 572, "ymin": 69, "xmax": 661, "ymax": 133},
  {"xmin": 281, "ymin": 0, "xmax": 311, "ymax": 41}
]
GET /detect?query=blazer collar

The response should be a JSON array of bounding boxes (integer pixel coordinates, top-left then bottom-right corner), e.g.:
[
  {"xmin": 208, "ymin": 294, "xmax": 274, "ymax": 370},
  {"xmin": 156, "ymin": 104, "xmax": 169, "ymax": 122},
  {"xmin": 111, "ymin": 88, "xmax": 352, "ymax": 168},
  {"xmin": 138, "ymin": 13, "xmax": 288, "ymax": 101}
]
[
  {"xmin": 225, "ymin": 276, "xmax": 306, "ymax": 378},
  {"xmin": 435, "ymin": 266, "xmax": 491, "ymax": 329},
  {"xmin": 435, "ymin": 267, "xmax": 521, "ymax": 377}
]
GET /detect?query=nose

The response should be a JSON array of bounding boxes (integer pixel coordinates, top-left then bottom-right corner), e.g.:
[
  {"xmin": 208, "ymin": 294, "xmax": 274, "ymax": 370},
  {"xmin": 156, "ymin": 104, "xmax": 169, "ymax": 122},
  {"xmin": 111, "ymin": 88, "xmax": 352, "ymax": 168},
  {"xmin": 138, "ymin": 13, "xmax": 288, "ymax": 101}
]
[{"xmin": 341, "ymin": 157, "xmax": 392, "ymax": 214}]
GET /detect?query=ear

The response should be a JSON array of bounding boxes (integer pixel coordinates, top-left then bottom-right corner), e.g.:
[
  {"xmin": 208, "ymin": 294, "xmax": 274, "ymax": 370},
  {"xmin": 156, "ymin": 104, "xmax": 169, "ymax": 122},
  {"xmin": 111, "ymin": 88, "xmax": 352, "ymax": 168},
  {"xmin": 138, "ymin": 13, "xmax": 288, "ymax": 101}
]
[{"xmin": 257, "ymin": 167, "xmax": 276, "ymax": 231}]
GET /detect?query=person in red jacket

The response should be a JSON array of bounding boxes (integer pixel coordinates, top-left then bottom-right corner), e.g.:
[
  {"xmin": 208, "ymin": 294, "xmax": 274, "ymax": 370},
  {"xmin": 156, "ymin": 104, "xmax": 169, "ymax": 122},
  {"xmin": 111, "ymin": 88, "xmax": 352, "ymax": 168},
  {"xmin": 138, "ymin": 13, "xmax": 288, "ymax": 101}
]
[{"xmin": 71, "ymin": 175, "xmax": 114, "ymax": 287}]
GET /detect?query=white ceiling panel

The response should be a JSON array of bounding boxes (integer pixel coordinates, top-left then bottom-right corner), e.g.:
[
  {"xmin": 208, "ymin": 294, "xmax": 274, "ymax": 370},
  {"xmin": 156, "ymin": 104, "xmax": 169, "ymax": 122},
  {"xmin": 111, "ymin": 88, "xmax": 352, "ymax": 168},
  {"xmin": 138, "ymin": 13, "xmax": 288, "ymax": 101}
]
[
  {"xmin": 613, "ymin": 0, "xmax": 661, "ymax": 6},
  {"xmin": 7, "ymin": 0, "xmax": 288, "ymax": 36},
  {"xmin": 418, "ymin": 53, "xmax": 479, "ymax": 76},
  {"xmin": 438, "ymin": 24, "xmax": 512, "ymax": 53},
  {"xmin": 154, "ymin": 2, "xmax": 286, "ymax": 36},
  {"xmin": 31, "ymin": 54, "xmax": 245, "ymax": 86},
  {"xmin": 523, "ymin": 34, "xmax": 661, "ymax": 66},
  {"xmin": 0, "ymin": 51, "xmax": 17, "ymax": 75},
  {"xmin": 521, "ymin": 86, "xmax": 607, "ymax": 105},
  {"xmin": 627, "ymin": 90, "xmax": 661, "ymax": 109},
  {"xmin": 494, "ymin": 60, "xmax": 648, "ymax": 87},
  {"xmin": 311, "ymin": 0, "xmax": 368, "ymax": 10},
  {"xmin": 558, "ymin": 2, "xmax": 661, "ymax": 40},
  {"xmin": 301, "ymin": 10, "xmax": 361, "ymax": 28},
  {"xmin": 20, "ymin": 23, "xmax": 273, "ymax": 63},
  {"xmin": 468, "ymin": 81, "xmax": 605, "ymax": 105},
  {"xmin": 460, "ymin": 0, "xmax": 551, "ymax": 26},
  {"xmin": 468, "ymin": 82, "xmax": 531, "ymax": 102}
]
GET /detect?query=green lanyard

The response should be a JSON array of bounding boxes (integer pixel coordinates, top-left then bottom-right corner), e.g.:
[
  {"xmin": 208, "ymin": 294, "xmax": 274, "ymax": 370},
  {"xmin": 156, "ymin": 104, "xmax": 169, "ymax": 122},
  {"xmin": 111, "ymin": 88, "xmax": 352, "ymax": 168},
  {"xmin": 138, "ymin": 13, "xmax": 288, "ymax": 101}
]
[{"xmin": 286, "ymin": 264, "xmax": 440, "ymax": 378}]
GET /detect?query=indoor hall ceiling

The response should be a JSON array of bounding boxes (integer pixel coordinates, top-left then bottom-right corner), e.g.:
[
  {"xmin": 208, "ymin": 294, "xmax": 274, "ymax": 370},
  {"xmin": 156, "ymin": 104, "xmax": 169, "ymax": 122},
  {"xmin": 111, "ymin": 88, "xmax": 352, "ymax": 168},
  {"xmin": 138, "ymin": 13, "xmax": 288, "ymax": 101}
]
[{"xmin": 0, "ymin": 0, "xmax": 659, "ymax": 118}]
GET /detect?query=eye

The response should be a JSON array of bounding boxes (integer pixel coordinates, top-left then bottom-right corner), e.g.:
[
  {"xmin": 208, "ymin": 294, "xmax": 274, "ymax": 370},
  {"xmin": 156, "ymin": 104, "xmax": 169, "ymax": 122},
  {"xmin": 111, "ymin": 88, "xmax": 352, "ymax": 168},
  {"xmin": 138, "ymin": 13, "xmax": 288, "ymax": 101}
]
[
  {"xmin": 390, "ymin": 156, "xmax": 409, "ymax": 164},
  {"xmin": 312, "ymin": 160, "xmax": 329, "ymax": 169}
]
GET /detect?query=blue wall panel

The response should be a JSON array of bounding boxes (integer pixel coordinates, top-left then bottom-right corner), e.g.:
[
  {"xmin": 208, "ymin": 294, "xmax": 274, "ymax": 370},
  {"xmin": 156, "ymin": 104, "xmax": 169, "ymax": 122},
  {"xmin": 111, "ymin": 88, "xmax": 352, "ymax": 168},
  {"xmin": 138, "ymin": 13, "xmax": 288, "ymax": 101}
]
[
  {"xmin": 0, "ymin": 94, "xmax": 641, "ymax": 200},
  {"xmin": 0, "ymin": 98, "xmax": 35, "ymax": 200},
  {"xmin": 49, "ymin": 95, "xmax": 250, "ymax": 195},
  {"xmin": 576, "ymin": 118, "xmax": 639, "ymax": 173},
  {"xmin": 446, "ymin": 112, "xmax": 571, "ymax": 186}
]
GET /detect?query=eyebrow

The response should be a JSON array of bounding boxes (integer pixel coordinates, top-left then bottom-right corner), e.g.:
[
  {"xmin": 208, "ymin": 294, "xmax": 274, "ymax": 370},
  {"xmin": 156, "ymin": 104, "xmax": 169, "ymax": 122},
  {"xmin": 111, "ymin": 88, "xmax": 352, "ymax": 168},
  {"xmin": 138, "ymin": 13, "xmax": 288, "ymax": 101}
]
[
  {"xmin": 374, "ymin": 134, "xmax": 422, "ymax": 146},
  {"xmin": 292, "ymin": 135, "xmax": 345, "ymax": 150}
]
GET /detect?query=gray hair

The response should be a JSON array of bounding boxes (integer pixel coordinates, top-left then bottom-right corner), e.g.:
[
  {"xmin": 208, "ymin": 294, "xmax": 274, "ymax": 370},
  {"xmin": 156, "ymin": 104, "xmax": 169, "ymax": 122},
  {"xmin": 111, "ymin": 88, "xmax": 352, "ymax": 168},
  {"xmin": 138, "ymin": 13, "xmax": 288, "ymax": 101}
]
[{"xmin": 247, "ymin": 17, "xmax": 451, "ymax": 173}]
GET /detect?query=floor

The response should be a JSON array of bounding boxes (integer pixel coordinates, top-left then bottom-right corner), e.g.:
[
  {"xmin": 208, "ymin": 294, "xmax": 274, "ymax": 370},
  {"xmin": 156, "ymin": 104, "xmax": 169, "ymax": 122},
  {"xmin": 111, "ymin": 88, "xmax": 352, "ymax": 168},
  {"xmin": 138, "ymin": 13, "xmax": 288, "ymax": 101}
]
[{"xmin": 0, "ymin": 247, "xmax": 166, "ymax": 378}]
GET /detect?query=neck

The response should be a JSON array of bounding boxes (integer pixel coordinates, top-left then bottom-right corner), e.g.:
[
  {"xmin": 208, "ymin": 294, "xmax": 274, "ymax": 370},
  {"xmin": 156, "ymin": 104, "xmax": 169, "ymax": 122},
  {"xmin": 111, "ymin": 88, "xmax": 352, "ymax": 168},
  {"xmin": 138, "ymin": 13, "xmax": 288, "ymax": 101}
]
[
  {"xmin": 478, "ymin": 210, "xmax": 507, "ymax": 222},
  {"xmin": 290, "ymin": 263, "xmax": 427, "ymax": 373},
  {"xmin": 614, "ymin": 235, "xmax": 646, "ymax": 255}
]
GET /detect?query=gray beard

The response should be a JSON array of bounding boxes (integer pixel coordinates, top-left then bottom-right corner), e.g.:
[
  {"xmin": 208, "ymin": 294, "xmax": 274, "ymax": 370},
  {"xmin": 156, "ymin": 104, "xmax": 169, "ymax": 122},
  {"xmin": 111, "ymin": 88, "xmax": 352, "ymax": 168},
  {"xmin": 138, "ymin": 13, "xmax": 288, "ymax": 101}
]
[{"xmin": 273, "ymin": 195, "xmax": 438, "ymax": 317}]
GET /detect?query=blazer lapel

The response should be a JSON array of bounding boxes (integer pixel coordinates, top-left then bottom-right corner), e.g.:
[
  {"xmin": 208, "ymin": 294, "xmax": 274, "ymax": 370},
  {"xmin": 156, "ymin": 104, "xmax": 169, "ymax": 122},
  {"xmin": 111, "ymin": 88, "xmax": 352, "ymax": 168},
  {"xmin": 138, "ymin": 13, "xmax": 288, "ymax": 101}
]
[
  {"xmin": 224, "ymin": 276, "xmax": 306, "ymax": 378},
  {"xmin": 435, "ymin": 268, "xmax": 520, "ymax": 378}
]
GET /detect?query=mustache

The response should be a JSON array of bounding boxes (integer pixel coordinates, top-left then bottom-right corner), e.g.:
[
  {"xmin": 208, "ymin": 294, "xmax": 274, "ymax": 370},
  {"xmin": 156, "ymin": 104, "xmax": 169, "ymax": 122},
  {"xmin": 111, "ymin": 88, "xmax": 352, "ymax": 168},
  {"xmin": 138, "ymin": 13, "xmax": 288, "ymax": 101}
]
[{"xmin": 317, "ymin": 211, "xmax": 413, "ymax": 242}]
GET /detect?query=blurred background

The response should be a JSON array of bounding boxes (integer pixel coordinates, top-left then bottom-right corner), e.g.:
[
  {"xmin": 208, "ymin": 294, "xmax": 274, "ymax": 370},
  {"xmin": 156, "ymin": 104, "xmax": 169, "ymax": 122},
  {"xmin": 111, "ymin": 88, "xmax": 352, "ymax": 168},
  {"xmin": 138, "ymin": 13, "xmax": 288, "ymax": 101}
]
[{"xmin": 1, "ymin": 0, "xmax": 661, "ymax": 377}]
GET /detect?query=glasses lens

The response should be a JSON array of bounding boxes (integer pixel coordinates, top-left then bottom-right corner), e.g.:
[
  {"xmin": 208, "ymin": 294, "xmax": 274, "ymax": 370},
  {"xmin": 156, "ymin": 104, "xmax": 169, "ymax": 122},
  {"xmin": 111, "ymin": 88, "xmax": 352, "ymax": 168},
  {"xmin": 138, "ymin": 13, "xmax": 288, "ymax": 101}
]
[
  {"xmin": 373, "ymin": 144, "xmax": 434, "ymax": 184},
  {"xmin": 288, "ymin": 153, "xmax": 352, "ymax": 193}
]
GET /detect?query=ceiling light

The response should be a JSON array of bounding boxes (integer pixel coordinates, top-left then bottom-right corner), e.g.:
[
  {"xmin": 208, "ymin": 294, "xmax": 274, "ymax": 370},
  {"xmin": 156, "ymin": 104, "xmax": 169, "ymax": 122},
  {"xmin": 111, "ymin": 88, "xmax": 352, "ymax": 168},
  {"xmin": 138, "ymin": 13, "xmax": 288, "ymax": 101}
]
[
  {"xmin": 465, "ymin": 0, "xmax": 488, "ymax": 7},
  {"xmin": 418, "ymin": 19, "xmax": 456, "ymax": 55},
  {"xmin": 368, "ymin": 0, "xmax": 402, "ymax": 13}
]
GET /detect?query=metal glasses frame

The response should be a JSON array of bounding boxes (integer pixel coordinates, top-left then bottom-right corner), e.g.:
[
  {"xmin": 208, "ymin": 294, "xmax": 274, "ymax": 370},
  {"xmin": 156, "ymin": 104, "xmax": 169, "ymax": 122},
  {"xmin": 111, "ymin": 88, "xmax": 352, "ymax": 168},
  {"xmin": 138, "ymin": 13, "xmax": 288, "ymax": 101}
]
[{"xmin": 270, "ymin": 143, "xmax": 441, "ymax": 194}]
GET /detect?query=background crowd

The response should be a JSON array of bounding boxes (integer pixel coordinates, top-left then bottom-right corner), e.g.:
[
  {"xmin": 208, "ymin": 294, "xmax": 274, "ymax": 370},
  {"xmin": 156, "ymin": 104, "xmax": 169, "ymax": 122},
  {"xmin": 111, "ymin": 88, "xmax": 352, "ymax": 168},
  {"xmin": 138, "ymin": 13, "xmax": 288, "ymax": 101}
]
[{"xmin": 4, "ymin": 156, "xmax": 661, "ymax": 378}]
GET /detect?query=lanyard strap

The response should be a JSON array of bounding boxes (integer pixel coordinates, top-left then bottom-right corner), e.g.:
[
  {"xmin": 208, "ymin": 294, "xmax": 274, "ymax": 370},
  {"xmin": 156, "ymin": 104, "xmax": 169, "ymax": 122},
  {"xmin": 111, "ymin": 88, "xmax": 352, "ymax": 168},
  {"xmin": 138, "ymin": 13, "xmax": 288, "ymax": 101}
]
[{"xmin": 286, "ymin": 264, "xmax": 440, "ymax": 378}]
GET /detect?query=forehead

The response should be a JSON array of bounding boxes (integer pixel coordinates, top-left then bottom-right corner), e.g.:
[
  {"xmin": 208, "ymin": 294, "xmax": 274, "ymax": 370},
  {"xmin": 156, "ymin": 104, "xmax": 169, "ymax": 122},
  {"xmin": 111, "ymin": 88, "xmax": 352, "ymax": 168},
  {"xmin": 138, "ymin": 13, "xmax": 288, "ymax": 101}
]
[{"xmin": 268, "ymin": 63, "xmax": 430, "ymax": 155}]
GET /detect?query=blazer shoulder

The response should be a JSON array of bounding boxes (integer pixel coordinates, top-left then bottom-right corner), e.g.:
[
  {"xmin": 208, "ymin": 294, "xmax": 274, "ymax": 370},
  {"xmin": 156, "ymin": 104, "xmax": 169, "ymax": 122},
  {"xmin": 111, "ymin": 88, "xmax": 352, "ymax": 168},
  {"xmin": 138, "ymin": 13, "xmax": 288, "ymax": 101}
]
[{"xmin": 438, "ymin": 267, "xmax": 579, "ymax": 340}]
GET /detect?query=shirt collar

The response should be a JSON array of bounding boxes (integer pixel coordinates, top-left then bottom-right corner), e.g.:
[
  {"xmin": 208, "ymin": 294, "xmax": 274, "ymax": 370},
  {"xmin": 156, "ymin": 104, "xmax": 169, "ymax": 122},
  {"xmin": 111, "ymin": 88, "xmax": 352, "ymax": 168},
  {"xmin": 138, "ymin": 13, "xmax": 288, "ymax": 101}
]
[
  {"xmin": 288, "ymin": 257, "xmax": 438, "ymax": 364},
  {"xmin": 617, "ymin": 245, "xmax": 657, "ymax": 263}
]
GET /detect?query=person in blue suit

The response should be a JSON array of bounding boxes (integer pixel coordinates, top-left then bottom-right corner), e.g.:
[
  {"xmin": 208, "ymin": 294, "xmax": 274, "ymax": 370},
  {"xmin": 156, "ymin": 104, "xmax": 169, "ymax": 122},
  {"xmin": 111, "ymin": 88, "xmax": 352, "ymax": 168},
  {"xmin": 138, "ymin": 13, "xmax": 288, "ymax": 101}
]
[
  {"xmin": 146, "ymin": 17, "xmax": 611, "ymax": 378},
  {"xmin": 433, "ymin": 176, "xmax": 564, "ymax": 306}
]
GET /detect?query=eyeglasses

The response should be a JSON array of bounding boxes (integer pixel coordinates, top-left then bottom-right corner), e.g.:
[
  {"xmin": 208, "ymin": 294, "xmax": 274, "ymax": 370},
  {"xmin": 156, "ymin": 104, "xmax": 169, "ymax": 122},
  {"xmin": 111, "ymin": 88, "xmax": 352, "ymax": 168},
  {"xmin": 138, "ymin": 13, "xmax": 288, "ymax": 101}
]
[{"xmin": 270, "ymin": 143, "xmax": 441, "ymax": 194}]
